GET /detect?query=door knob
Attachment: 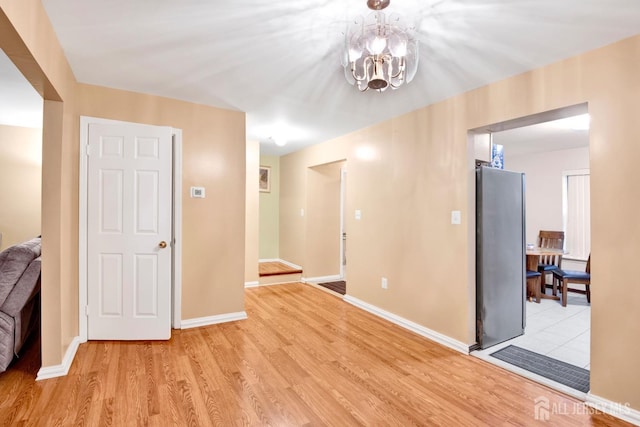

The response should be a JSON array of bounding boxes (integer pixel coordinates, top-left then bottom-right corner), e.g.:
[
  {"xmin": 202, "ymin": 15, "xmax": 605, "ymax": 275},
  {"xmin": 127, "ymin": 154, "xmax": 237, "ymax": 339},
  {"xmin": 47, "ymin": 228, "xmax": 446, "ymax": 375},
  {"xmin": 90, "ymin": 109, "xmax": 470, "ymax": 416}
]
[{"xmin": 159, "ymin": 241, "xmax": 167, "ymax": 249}]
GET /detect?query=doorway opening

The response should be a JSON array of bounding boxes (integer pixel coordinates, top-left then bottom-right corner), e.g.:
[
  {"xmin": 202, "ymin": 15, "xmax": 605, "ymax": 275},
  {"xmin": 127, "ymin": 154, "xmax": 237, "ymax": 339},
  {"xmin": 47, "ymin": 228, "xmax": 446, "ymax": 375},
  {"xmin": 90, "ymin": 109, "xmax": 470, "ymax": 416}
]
[
  {"xmin": 304, "ymin": 160, "xmax": 347, "ymax": 296},
  {"xmin": 469, "ymin": 103, "xmax": 592, "ymax": 397},
  {"xmin": 0, "ymin": 48, "xmax": 44, "ymax": 375}
]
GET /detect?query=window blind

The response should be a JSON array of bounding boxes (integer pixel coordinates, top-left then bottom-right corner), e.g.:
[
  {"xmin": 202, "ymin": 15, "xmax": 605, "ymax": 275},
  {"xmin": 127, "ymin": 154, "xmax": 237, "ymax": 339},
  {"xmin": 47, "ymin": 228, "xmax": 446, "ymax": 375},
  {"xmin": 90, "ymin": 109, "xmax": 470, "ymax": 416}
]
[{"xmin": 564, "ymin": 173, "xmax": 590, "ymax": 260}]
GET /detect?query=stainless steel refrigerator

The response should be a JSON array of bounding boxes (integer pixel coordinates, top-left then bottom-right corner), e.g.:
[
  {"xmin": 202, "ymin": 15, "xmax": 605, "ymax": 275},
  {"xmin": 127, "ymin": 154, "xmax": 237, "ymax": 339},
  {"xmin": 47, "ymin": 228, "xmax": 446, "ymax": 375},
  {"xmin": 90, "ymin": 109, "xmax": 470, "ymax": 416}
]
[{"xmin": 476, "ymin": 166, "xmax": 526, "ymax": 349}]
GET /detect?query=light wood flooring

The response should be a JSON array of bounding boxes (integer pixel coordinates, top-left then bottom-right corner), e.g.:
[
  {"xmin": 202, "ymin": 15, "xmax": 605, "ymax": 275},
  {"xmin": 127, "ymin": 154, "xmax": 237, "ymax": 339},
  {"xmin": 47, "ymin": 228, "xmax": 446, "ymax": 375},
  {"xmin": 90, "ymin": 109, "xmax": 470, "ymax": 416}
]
[{"xmin": 0, "ymin": 283, "xmax": 631, "ymax": 426}]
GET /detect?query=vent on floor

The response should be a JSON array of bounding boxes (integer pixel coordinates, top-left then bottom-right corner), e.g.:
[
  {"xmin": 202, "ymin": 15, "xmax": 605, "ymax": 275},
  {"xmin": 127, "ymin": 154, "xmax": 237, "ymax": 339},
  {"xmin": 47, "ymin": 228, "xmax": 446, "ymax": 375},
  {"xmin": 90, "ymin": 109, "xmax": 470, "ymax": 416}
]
[
  {"xmin": 491, "ymin": 345, "xmax": 589, "ymax": 393},
  {"xmin": 317, "ymin": 280, "xmax": 346, "ymax": 295}
]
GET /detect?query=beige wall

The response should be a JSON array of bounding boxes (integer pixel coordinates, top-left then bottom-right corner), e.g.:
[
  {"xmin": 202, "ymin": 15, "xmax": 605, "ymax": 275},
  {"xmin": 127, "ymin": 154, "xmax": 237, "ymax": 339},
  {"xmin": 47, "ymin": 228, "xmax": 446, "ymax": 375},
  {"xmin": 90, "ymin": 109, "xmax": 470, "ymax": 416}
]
[
  {"xmin": 0, "ymin": 125, "xmax": 42, "ymax": 249},
  {"xmin": 304, "ymin": 161, "xmax": 344, "ymax": 278},
  {"xmin": 77, "ymin": 84, "xmax": 246, "ymax": 321},
  {"xmin": 506, "ymin": 146, "xmax": 590, "ymax": 246},
  {"xmin": 1, "ymin": 1, "xmax": 246, "ymax": 366},
  {"xmin": 259, "ymin": 155, "xmax": 280, "ymax": 259},
  {"xmin": 245, "ymin": 141, "xmax": 259, "ymax": 284},
  {"xmin": 280, "ymin": 36, "xmax": 640, "ymax": 410}
]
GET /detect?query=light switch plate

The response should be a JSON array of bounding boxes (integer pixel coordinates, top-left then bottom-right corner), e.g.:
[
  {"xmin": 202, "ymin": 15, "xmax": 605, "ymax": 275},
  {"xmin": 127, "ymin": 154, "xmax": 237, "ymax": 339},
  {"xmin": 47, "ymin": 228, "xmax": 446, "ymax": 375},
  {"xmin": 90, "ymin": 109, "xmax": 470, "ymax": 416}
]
[
  {"xmin": 451, "ymin": 210, "xmax": 461, "ymax": 225},
  {"xmin": 355, "ymin": 210, "xmax": 362, "ymax": 220},
  {"xmin": 190, "ymin": 186, "xmax": 205, "ymax": 198},
  {"xmin": 300, "ymin": 208, "xmax": 305, "ymax": 217}
]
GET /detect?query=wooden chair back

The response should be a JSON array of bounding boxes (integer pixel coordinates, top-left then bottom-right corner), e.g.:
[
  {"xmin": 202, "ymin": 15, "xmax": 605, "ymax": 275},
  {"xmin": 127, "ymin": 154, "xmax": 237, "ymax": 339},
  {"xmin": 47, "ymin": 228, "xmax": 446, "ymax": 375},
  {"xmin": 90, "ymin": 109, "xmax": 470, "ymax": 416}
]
[
  {"xmin": 585, "ymin": 254, "xmax": 591, "ymax": 274},
  {"xmin": 553, "ymin": 253, "xmax": 591, "ymax": 306},
  {"xmin": 537, "ymin": 230, "xmax": 564, "ymax": 267}
]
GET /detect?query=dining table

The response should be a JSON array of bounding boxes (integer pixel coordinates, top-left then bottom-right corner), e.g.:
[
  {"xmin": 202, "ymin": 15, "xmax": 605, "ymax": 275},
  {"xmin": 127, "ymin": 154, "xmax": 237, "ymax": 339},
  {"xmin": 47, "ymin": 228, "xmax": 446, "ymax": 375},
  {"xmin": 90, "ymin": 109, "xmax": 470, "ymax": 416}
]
[{"xmin": 526, "ymin": 246, "xmax": 565, "ymax": 301}]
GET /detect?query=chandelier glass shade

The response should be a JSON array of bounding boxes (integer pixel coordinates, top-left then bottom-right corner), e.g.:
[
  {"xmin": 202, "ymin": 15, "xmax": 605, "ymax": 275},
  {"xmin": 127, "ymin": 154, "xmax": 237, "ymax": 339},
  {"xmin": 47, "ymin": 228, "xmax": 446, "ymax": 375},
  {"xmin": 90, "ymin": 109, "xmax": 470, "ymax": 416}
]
[{"xmin": 343, "ymin": 9, "xmax": 418, "ymax": 92}]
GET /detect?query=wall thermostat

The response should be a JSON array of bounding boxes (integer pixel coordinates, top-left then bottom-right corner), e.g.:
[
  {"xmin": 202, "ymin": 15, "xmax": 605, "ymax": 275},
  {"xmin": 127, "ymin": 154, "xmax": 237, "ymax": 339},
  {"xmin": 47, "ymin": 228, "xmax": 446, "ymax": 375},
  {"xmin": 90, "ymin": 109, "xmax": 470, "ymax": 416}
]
[{"xmin": 190, "ymin": 186, "xmax": 205, "ymax": 198}]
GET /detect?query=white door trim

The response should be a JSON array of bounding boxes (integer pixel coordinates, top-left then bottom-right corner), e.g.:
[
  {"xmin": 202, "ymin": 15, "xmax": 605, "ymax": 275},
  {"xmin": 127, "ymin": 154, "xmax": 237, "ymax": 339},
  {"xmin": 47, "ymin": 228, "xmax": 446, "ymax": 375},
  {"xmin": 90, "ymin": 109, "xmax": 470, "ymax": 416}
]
[
  {"xmin": 171, "ymin": 131, "xmax": 182, "ymax": 329},
  {"xmin": 339, "ymin": 167, "xmax": 346, "ymax": 279},
  {"xmin": 79, "ymin": 116, "xmax": 183, "ymax": 342}
]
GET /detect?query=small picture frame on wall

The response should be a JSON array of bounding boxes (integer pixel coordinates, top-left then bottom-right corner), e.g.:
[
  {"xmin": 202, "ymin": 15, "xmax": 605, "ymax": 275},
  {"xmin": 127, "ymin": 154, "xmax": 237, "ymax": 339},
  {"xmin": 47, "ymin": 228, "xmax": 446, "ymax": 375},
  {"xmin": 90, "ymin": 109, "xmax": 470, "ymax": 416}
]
[{"xmin": 259, "ymin": 166, "xmax": 271, "ymax": 192}]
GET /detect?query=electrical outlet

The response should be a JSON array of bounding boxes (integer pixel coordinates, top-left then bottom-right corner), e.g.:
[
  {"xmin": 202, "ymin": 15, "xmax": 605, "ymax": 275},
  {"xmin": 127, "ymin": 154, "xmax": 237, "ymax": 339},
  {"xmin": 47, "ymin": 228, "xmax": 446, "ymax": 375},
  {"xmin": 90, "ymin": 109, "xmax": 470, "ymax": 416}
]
[
  {"xmin": 451, "ymin": 210, "xmax": 461, "ymax": 225},
  {"xmin": 381, "ymin": 277, "xmax": 388, "ymax": 289}
]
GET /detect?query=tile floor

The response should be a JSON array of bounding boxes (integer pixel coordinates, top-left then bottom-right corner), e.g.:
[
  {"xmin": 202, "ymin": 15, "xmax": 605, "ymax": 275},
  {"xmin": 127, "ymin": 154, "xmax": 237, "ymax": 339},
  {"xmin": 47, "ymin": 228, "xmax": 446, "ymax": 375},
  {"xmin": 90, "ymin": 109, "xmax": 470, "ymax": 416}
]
[{"xmin": 477, "ymin": 290, "xmax": 591, "ymax": 370}]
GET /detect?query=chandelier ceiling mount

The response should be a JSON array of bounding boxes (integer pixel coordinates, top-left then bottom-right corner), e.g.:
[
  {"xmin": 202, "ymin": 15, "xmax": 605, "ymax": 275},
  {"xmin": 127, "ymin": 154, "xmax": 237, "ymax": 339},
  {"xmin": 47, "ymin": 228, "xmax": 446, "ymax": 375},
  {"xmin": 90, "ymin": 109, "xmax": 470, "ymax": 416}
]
[{"xmin": 366, "ymin": 0, "xmax": 390, "ymax": 10}]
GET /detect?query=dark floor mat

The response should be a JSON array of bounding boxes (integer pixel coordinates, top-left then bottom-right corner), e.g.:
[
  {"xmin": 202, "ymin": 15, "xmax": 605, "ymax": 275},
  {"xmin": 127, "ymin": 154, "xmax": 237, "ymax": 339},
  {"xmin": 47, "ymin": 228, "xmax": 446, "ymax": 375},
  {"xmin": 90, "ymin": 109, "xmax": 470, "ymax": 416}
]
[
  {"xmin": 317, "ymin": 280, "xmax": 346, "ymax": 295},
  {"xmin": 490, "ymin": 345, "xmax": 590, "ymax": 393}
]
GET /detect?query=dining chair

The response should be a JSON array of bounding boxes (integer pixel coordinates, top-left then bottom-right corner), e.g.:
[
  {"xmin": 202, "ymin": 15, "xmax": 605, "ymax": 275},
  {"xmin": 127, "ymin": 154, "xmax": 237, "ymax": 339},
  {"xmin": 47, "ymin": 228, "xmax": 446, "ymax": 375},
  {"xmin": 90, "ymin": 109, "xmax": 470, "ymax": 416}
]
[
  {"xmin": 552, "ymin": 254, "xmax": 590, "ymax": 307},
  {"xmin": 537, "ymin": 230, "xmax": 564, "ymax": 293},
  {"xmin": 526, "ymin": 270, "xmax": 541, "ymax": 303}
]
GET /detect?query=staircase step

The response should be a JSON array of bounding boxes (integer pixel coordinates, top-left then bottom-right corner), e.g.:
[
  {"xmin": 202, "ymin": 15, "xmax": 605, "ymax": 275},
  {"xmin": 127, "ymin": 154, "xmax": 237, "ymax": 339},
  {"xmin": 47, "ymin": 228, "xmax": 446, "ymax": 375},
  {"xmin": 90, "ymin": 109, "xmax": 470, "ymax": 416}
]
[
  {"xmin": 258, "ymin": 261, "xmax": 303, "ymax": 285},
  {"xmin": 259, "ymin": 261, "xmax": 302, "ymax": 277}
]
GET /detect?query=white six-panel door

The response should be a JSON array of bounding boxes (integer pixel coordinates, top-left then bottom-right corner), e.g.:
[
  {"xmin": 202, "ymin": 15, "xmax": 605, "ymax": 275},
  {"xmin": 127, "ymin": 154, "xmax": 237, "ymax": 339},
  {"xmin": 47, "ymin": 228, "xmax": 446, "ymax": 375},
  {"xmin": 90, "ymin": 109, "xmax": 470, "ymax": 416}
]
[{"xmin": 87, "ymin": 122, "xmax": 172, "ymax": 340}]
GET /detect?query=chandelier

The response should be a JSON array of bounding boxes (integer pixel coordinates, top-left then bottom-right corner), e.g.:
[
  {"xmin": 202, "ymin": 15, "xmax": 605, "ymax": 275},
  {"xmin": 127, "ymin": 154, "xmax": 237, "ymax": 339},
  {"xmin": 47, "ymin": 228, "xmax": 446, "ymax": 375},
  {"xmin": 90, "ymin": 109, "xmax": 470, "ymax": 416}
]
[{"xmin": 343, "ymin": 0, "xmax": 419, "ymax": 92}]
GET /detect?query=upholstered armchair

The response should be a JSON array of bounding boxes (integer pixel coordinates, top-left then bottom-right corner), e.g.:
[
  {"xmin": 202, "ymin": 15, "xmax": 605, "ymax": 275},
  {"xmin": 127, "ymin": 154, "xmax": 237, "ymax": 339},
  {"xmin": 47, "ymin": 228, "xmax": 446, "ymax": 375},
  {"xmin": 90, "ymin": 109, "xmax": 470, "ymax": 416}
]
[{"xmin": 0, "ymin": 237, "xmax": 42, "ymax": 372}]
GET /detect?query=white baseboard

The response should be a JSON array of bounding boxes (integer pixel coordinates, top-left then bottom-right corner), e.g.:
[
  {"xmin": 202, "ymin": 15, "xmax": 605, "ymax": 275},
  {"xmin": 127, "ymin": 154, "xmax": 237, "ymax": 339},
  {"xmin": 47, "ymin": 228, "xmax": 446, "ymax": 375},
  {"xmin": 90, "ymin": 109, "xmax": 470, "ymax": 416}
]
[
  {"xmin": 259, "ymin": 258, "xmax": 303, "ymax": 270},
  {"xmin": 302, "ymin": 274, "xmax": 342, "ymax": 283},
  {"xmin": 586, "ymin": 393, "xmax": 640, "ymax": 426},
  {"xmin": 36, "ymin": 336, "xmax": 82, "ymax": 381},
  {"xmin": 244, "ymin": 281, "xmax": 259, "ymax": 288},
  {"xmin": 343, "ymin": 295, "xmax": 469, "ymax": 355},
  {"xmin": 181, "ymin": 311, "xmax": 248, "ymax": 329}
]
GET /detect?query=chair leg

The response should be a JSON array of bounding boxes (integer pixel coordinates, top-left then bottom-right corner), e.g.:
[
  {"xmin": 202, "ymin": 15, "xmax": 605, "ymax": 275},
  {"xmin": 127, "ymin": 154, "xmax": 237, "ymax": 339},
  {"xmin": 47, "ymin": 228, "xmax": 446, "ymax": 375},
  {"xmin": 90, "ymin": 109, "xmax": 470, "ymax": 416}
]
[
  {"xmin": 552, "ymin": 275, "xmax": 558, "ymax": 296},
  {"xmin": 586, "ymin": 283, "xmax": 591, "ymax": 303},
  {"xmin": 561, "ymin": 279, "xmax": 568, "ymax": 307},
  {"xmin": 526, "ymin": 278, "xmax": 540, "ymax": 303}
]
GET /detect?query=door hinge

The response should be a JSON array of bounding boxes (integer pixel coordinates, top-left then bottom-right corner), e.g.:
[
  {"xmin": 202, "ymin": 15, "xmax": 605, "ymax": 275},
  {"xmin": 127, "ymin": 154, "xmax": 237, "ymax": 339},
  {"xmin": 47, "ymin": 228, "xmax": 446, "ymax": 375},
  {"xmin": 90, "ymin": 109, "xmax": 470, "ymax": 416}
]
[
  {"xmin": 85, "ymin": 305, "xmax": 90, "ymax": 316},
  {"xmin": 85, "ymin": 144, "xmax": 91, "ymax": 156}
]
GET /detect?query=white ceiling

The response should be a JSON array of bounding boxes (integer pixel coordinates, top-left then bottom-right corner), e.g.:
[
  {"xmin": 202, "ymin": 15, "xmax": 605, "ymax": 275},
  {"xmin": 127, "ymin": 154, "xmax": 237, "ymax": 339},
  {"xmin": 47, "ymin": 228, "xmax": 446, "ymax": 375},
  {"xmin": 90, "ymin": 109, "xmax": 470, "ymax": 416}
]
[
  {"xmin": 2, "ymin": 1, "xmax": 640, "ymax": 155},
  {"xmin": 493, "ymin": 118, "xmax": 589, "ymax": 157}
]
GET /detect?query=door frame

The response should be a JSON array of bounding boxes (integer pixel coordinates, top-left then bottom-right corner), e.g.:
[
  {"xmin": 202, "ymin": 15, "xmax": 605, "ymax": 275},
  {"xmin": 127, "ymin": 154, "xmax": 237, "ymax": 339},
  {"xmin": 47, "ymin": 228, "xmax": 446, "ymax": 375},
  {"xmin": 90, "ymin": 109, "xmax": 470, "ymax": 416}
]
[
  {"xmin": 78, "ymin": 116, "xmax": 183, "ymax": 342},
  {"xmin": 339, "ymin": 167, "xmax": 346, "ymax": 279},
  {"xmin": 467, "ymin": 103, "xmax": 589, "ymax": 346}
]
